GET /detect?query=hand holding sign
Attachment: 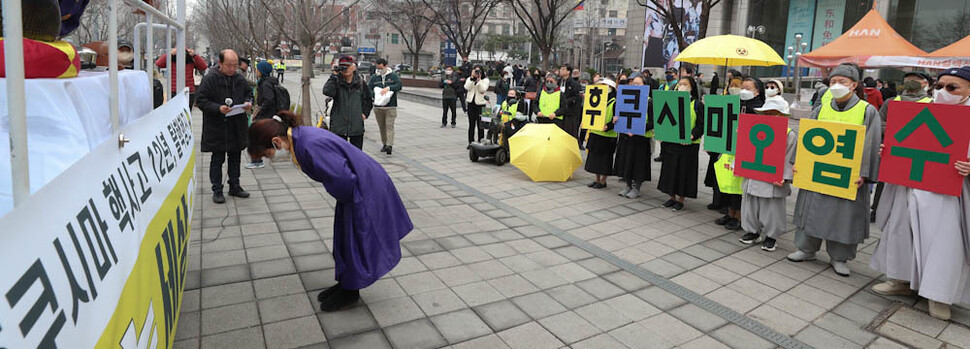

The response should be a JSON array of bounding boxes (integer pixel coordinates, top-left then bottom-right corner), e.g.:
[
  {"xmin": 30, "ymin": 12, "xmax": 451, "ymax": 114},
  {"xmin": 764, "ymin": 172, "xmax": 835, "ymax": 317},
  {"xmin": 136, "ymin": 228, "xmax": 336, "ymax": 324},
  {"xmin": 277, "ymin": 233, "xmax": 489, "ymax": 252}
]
[
  {"xmin": 879, "ymin": 102, "xmax": 970, "ymax": 196},
  {"xmin": 582, "ymin": 85, "xmax": 608, "ymax": 130},
  {"xmin": 614, "ymin": 85, "xmax": 650, "ymax": 135},
  {"xmin": 652, "ymin": 90, "xmax": 692, "ymax": 143}
]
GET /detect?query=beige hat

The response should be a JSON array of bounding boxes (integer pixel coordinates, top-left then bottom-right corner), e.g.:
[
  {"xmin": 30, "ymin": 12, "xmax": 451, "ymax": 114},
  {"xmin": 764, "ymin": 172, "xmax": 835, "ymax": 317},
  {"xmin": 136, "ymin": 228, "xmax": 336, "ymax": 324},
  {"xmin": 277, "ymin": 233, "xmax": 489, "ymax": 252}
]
[
  {"xmin": 754, "ymin": 97, "xmax": 790, "ymax": 115},
  {"xmin": 767, "ymin": 79, "xmax": 785, "ymax": 91}
]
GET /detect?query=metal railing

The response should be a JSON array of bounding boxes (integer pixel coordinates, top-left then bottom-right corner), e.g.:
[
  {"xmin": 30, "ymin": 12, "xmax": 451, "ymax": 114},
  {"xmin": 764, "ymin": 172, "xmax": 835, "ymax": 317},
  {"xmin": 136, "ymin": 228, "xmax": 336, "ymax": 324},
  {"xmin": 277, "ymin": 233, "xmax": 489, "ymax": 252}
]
[{"xmin": 3, "ymin": 0, "xmax": 187, "ymax": 207}]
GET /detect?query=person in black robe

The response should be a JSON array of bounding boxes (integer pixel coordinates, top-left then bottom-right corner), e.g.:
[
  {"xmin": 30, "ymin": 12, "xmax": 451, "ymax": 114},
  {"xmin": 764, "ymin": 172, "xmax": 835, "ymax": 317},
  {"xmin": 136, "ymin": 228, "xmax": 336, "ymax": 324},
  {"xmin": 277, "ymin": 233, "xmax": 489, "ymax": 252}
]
[{"xmin": 658, "ymin": 77, "xmax": 704, "ymax": 211}]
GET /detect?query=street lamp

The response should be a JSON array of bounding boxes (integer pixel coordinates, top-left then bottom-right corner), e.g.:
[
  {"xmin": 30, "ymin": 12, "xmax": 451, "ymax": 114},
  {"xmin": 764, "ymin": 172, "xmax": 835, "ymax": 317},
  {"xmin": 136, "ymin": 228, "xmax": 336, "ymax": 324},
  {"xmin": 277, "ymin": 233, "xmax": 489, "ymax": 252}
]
[
  {"xmin": 746, "ymin": 25, "xmax": 766, "ymax": 38},
  {"xmin": 786, "ymin": 33, "xmax": 810, "ymax": 108}
]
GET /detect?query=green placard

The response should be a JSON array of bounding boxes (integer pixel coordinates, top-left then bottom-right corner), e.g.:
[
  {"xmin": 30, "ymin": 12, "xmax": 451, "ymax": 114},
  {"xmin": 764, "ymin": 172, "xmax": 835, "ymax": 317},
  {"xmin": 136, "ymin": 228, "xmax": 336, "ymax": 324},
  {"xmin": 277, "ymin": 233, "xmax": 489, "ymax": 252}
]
[
  {"xmin": 652, "ymin": 90, "xmax": 693, "ymax": 143},
  {"xmin": 703, "ymin": 94, "xmax": 741, "ymax": 155}
]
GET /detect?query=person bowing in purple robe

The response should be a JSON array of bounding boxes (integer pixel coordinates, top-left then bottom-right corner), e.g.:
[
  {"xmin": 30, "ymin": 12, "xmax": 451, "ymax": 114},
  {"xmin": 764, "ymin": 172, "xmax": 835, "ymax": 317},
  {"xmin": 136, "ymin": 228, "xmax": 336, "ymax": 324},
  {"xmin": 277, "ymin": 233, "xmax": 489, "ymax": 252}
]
[{"xmin": 249, "ymin": 111, "xmax": 413, "ymax": 311}]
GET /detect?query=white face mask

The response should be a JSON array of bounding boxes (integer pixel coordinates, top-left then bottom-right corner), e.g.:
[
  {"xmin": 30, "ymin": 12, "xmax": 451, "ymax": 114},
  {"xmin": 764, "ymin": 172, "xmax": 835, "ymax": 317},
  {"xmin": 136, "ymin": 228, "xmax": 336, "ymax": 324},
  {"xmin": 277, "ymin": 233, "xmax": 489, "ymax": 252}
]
[
  {"xmin": 445, "ymin": 70, "xmax": 453, "ymax": 75},
  {"xmin": 934, "ymin": 89, "xmax": 969, "ymax": 105},
  {"xmin": 728, "ymin": 87, "xmax": 741, "ymax": 95},
  {"xmin": 272, "ymin": 141, "xmax": 290, "ymax": 160},
  {"xmin": 765, "ymin": 88, "xmax": 779, "ymax": 97},
  {"xmin": 829, "ymin": 83, "xmax": 852, "ymax": 99},
  {"xmin": 739, "ymin": 89, "xmax": 755, "ymax": 101}
]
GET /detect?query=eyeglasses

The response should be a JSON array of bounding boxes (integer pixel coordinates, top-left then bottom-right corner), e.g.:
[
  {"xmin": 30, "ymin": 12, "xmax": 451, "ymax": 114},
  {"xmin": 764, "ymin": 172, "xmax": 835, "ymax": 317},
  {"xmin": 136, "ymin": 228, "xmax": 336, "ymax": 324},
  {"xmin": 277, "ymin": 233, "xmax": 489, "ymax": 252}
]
[{"xmin": 934, "ymin": 83, "xmax": 960, "ymax": 92}]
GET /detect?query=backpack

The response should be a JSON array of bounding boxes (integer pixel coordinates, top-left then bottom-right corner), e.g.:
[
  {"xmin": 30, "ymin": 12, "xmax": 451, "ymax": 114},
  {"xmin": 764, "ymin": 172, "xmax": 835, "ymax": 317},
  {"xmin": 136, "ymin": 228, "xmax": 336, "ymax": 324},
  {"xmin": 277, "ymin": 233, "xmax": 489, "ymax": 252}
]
[{"xmin": 274, "ymin": 84, "xmax": 291, "ymax": 112}]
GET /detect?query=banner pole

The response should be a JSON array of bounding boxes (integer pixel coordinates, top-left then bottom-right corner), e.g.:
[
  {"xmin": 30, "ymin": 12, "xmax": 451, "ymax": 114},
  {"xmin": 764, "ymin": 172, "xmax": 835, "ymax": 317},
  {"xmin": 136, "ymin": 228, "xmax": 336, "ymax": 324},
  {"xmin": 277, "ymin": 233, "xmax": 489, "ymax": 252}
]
[{"xmin": 3, "ymin": 0, "xmax": 29, "ymax": 206}]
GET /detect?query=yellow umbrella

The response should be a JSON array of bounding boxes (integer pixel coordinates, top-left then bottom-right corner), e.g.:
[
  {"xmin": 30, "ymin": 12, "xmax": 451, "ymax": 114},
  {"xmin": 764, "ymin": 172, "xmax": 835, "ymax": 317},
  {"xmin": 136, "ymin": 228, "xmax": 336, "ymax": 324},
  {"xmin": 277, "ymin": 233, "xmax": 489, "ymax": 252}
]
[
  {"xmin": 675, "ymin": 35, "xmax": 785, "ymax": 67},
  {"xmin": 509, "ymin": 124, "xmax": 583, "ymax": 182}
]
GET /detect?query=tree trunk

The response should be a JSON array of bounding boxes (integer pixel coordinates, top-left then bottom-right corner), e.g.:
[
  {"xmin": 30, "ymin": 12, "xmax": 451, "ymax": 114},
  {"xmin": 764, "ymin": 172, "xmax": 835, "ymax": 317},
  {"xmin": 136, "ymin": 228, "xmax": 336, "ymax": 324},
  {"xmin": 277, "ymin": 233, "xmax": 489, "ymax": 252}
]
[
  {"xmin": 300, "ymin": 52, "xmax": 314, "ymax": 126},
  {"xmin": 540, "ymin": 47, "xmax": 551, "ymax": 71},
  {"xmin": 412, "ymin": 50, "xmax": 419, "ymax": 79}
]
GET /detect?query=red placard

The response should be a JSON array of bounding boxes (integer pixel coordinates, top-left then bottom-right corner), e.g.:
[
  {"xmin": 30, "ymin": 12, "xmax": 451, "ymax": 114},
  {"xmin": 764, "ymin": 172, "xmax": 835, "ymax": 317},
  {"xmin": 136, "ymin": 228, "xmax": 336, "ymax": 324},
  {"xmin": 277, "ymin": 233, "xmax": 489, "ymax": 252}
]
[
  {"xmin": 734, "ymin": 113, "xmax": 789, "ymax": 183},
  {"xmin": 879, "ymin": 102, "xmax": 970, "ymax": 196}
]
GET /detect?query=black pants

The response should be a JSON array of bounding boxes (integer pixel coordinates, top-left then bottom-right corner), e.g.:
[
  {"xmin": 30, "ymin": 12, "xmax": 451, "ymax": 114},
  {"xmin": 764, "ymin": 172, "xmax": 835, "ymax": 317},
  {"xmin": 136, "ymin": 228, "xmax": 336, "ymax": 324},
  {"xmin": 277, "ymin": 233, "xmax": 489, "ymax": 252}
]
[
  {"xmin": 467, "ymin": 103, "xmax": 485, "ymax": 143},
  {"xmin": 210, "ymin": 150, "xmax": 241, "ymax": 192},
  {"xmin": 871, "ymin": 182, "xmax": 885, "ymax": 211},
  {"xmin": 458, "ymin": 93, "xmax": 468, "ymax": 113},
  {"xmin": 277, "ymin": 70, "xmax": 284, "ymax": 82},
  {"xmin": 442, "ymin": 98, "xmax": 457, "ymax": 125},
  {"xmin": 338, "ymin": 134, "xmax": 364, "ymax": 149},
  {"xmin": 579, "ymin": 128, "xmax": 588, "ymax": 147}
]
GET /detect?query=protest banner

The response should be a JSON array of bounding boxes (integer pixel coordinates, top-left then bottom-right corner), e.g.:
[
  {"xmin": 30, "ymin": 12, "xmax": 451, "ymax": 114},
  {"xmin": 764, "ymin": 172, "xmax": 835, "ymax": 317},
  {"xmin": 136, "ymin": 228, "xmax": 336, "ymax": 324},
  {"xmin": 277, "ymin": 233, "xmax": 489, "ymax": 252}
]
[
  {"xmin": 703, "ymin": 94, "xmax": 740, "ymax": 154},
  {"xmin": 0, "ymin": 94, "xmax": 195, "ymax": 348},
  {"xmin": 652, "ymin": 90, "xmax": 693, "ymax": 143},
  {"xmin": 794, "ymin": 118, "xmax": 866, "ymax": 200},
  {"xmin": 582, "ymin": 85, "xmax": 609, "ymax": 130},
  {"xmin": 734, "ymin": 114, "xmax": 789, "ymax": 183},
  {"xmin": 879, "ymin": 102, "xmax": 970, "ymax": 196},
  {"xmin": 614, "ymin": 85, "xmax": 650, "ymax": 135}
]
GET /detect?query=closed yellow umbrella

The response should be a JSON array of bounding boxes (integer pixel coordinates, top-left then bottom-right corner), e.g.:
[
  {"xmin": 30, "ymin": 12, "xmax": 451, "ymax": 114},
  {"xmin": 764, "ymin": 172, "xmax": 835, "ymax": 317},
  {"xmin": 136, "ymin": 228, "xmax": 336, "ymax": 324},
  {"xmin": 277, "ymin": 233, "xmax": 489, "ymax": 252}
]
[
  {"xmin": 675, "ymin": 35, "xmax": 785, "ymax": 67},
  {"xmin": 508, "ymin": 124, "xmax": 583, "ymax": 182}
]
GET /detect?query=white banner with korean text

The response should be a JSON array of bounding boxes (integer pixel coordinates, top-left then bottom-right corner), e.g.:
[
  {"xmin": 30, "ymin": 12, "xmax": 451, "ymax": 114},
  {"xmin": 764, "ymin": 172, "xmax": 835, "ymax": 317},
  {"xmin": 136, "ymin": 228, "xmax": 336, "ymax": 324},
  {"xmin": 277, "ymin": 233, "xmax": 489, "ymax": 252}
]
[{"xmin": 0, "ymin": 93, "xmax": 195, "ymax": 349}]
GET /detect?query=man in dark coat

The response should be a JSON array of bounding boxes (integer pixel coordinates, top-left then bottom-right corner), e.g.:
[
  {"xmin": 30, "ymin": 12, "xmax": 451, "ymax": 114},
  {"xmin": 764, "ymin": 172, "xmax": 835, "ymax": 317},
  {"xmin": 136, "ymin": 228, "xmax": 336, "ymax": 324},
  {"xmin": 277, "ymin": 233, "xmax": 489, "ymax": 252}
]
[
  {"xmin": 557, "ymin": 64, "xmax": 583, "ymax": 143},
  {"xmin": 196, "ymin": 49, "xmax": 252, "ymax": 203},
  {"xmin": 323, "ymin": 55, "xmax": 373, "ymax": 149}
]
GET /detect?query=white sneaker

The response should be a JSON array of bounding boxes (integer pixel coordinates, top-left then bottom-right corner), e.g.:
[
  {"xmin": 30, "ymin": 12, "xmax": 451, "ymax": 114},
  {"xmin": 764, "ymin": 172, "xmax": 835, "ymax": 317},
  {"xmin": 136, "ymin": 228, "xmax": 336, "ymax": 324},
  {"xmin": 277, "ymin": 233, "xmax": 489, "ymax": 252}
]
[
  {"xmin": 831, "ymin": 261, "xmax": 851, "ymax": 277},
  {"xmin": 872, "ymin": 279, "xmax": 915, "ymax": 296},
  {"xmin": 245, "ymin": 161, "xmax": 265, "ymax": 169},
  {"xmin": 929, "ymin": 300, "xmax": 952, "ymax": 320},
  {"xmin": 786, "ymin": 250, "xmax": 816, "ymax": 262}
]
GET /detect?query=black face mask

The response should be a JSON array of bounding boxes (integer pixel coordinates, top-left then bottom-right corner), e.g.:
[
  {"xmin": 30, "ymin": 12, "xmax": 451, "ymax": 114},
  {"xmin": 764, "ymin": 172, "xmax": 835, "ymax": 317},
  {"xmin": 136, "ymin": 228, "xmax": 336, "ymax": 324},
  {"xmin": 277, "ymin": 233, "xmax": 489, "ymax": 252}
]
[{"xmin": 507, "ymin": 98, "xmax": 518, "ymax": 105}]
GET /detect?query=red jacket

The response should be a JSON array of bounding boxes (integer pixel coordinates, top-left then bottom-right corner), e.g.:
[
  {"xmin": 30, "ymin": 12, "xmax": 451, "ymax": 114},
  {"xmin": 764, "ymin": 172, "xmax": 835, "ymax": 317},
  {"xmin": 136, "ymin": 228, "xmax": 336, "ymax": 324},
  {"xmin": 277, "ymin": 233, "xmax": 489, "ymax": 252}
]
[
  {"xmin": 864, "ymin": 87, "xmax": 884, "ymax": 110},
  {"xmin": 155, "ymin": 53, "xmax": 207, "ymax": 92}
]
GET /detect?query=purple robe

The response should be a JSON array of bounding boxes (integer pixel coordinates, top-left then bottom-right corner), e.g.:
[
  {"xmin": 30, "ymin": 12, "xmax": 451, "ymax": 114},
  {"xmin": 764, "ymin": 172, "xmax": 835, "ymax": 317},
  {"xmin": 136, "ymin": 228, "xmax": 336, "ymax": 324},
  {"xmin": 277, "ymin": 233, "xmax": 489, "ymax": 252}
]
[{"xmin": 291, "ymin": 127, "xmax": 413, "ymax": 289}]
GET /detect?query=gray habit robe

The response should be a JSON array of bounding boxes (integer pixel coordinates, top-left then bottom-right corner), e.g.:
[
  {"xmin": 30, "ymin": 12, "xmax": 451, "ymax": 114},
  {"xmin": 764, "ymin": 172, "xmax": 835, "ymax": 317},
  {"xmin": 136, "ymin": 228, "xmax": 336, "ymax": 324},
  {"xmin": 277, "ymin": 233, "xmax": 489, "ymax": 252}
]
[
  {"xmin": 793, "ymin": 94, "xmax": 882, "ymax": 246},
  {"xmin": 871, "ymin": 183, "xmax": 915, "ymax": 281},
  {"xmin": 742, "ymin": 127, "xmax": 797, "ymax": 238}
]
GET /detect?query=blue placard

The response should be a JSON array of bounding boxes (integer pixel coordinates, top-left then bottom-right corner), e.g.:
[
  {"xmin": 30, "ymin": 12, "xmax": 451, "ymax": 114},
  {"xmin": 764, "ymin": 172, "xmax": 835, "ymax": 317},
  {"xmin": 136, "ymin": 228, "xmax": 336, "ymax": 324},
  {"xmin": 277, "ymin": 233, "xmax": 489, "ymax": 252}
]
[{"xmin": 614, "ymin": 85, "xmax": 651, "ymax": 135}]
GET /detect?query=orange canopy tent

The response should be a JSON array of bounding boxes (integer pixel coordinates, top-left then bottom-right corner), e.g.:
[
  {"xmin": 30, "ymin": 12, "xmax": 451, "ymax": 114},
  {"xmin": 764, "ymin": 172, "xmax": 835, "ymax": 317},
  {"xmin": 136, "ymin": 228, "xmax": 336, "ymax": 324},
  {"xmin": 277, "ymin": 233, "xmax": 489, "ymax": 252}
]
[
  {"xmin": 929, "ymin": 35, "xmax": 970, "ymax": 57},
  {"xmin": 798, "ymin": 8, "xmax": 927, "ymax": 68}
]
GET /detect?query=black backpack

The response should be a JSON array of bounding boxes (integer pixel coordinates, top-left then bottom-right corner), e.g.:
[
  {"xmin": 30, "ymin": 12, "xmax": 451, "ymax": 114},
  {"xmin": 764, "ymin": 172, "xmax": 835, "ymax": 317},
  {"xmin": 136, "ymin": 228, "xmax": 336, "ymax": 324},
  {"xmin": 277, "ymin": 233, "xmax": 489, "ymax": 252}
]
[{"xmin": 274, "ymin": 84, "xmax": 291, "ymax": 112}]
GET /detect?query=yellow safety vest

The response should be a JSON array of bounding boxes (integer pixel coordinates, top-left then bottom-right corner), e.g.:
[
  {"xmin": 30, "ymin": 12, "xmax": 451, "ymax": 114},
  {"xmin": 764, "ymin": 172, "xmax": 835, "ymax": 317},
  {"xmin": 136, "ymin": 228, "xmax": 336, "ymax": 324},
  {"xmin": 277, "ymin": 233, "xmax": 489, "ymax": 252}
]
[
  {"xmin": 893, "ymin": 96, "xmax": 933, "ymax": 103},
  {"xmin": 539, "ymin": 90, "xmax": 562, "ymax": 119},
  {"xmin": 690, "ymin": 100, "xmax": 701, "ymax": 144},
  {"xmin": 819, "ymin": 98, "xmax": 868, "ymax": 125},
  {"xmin": 501, "ymin": 101, "xmax": 518, "ymax": 123},
  {"xmin": 590, "ymin": 99, "xmax": 617, "ymax": 138},
  {"xmin": 714, "ymin": 154, "xmax": 743, "ymax": 195},
  {"xmin": 820, "ymin": 89, "xmax": 833, "ymax": 108}
]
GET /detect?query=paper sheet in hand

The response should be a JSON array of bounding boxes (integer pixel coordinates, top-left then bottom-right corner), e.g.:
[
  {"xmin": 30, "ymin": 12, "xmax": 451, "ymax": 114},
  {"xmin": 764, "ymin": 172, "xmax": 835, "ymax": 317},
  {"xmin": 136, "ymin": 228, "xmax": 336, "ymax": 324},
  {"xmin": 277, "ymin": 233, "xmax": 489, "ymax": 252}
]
[{"xmin": 226, "ymin": 103, "xmax": 248, "ymax": 116}]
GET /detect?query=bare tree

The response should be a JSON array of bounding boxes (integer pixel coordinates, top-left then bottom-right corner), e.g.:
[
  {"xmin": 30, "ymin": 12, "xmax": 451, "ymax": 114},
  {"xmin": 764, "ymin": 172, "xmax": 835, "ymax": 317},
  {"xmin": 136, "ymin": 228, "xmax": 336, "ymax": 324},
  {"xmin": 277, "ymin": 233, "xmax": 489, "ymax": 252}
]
[
  {"xmin": 913, "ymin": 12, "xmax": 970, "ymax": 52},
  {"xmin": 374, "ymin": 0, "xmax": 436, "ymax": 78},
  {"xmin": 66, "ymin": 0, "xmax": 143, "ymax": 44},
  {"xmin": 636, "ymin": 0, "xmax": 721, "ymax": 51},
  {"xmin": 259, "ymin": 0, "xmax": 358, "ymax": 125},
  {"xmin": 507, "ymin": 0, "xmax": 575, "ymax": 70},
  {"xmin": 421, "ymin": 0, "xmax": 501, "ymax": 60}
]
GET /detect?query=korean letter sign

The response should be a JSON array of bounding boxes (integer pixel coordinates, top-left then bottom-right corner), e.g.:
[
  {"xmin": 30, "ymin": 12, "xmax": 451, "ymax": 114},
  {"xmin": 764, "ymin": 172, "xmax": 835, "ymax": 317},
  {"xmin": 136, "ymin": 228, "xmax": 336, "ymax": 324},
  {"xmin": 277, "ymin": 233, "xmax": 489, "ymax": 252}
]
[
  {"xmin": 582, "ymin": 85, "xmax": 608, "ymax": 131},
  {"xmin": 614, "ymin": 85, "xmax": 650, "ymax": 135},
  {"xmin": 794, "ymin": 118, "xmax": 866, "ymax": 200},
  {"xmin": 879, "ymin": 102, "xmax": 970, "ymax": 196},
  {"xmin": 0, "ymin": 94, "xmax": 195, "ymax": 348},
  {"xmin": 734, "ymin": 114, "xmax": 789, "ymax": 183},
  {"xmin": 652, "ymin": 90, "xmax": 693, "ymax": 143},
  {"xmin": 703, "ymin": 95, "xmax": 740, "ymax": 154}
]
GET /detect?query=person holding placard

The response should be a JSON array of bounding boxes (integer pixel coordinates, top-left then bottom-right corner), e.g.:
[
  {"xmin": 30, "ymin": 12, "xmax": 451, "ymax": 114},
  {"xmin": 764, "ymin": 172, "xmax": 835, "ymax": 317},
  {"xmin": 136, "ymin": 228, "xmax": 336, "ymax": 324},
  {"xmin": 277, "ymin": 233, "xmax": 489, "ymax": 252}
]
[
  {"xmin": 870, "ymin": 67, "xmax": 970, "ymax": 320},
  {"xmin": 788, "ymin": 64, "xmax": 882, "ymax": 278},
  {"xmin": 585, "ymin": 79, "xmax": 619, "ymax": 189},
  {"xmin": 657, "ymin": 77, "xmax": 705, "ymax": 211},
  {"xmin": 616, "ymin": 76, "xmax": 654, "ymax": 199},
  {"xmin": 739, "ymin": 99, "xmax": 797, "ymax": 252}
]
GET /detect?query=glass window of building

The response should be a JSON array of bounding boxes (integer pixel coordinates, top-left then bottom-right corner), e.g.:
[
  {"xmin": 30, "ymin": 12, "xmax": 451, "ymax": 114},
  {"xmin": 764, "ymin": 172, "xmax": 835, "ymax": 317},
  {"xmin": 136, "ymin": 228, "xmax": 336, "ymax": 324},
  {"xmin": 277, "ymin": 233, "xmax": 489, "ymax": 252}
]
[{"xmin": 391, "ymin": 34, "xmax": 398, "ymax": 44}]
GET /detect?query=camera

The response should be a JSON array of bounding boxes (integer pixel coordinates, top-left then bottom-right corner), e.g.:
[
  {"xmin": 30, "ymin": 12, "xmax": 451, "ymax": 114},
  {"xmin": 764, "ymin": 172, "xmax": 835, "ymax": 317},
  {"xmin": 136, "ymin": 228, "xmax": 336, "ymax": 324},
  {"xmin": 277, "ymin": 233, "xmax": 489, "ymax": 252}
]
[{"xmin": 333, "ymin": 65, "xmax": 347, "ymax": 72}]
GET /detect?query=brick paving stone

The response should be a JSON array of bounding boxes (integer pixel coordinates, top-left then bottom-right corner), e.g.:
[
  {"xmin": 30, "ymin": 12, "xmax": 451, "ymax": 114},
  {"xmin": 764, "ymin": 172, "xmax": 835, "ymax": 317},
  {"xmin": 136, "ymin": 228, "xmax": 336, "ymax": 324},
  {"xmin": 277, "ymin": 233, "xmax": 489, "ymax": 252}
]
[
  {"xmin": 253, "ymin": 274, "xmax": 304, "ymax": 299},
  {"xmin": 200, "ymin": 282, "xmax": 255, "ymax": 309},
  {"xmin": 939, "ymin": 324, "xmax": 970, "ymax": 348},
  {"xmin": 813, "ymin": 313, "xmax": 878, "ymax": 345},
  {"xmin": 257, "ymin": 294, "xmax": 315, "ymax": 324},
  {"xmin": 433, "ymin": 265, "xmax": 484, "ymax": 287},
  {"xmin": 317, "ymin": 305, "xmax": 378, "ymax": 338},
  {"xmin": 367, "ymin": 296, "xmax": 425, "ymax": 328},
  {"xmin": 709, "ymin": 324, "xmax": 775, "ymax": 349},
  {"xmin": 263, "ymin": 316, "xmax": 327, "ymax": 349},
  {"xmin": 468, "ymin": 259, "xmax": 516, "ymax": 280},
  {"xmin": 452, "ymin": 334, "xmax": 510, "ymax": 349},
  {"xmin": 747, "ymin": 304, "xmax": 810, "ymax": 336},
  {"xmin": 250, "ymin": 258, "xmax": 298, "ymax": 279},
  {"xmin": 833, "ymin": 301, "xmax": 881, "ymax": 326},
  {"xmin": 638, "ymin": 313, "xmax": 703, "ymax": 346},
  {"xmin": 474, "ymin": 300, "xmax": 531, "ymax": 331},
  {"xmin": 602, "ymin": 271, "xmax": 651, "ymax": 292},
  {"xmin": 609, "ymin": 322, "xmax": 674, "ymax": 349},
  {"xmin": 570, "ymin": 333, "xmax": 627, "ymax": 349},
  {"xmin": 575, "ymin": 301, "xmax": 635, "ymax": 332},
  {"xmin": 633, "ymin": 286, "xmax": 687, "ymax": 311},
  {"xmin": 452, "ymin": 281, "xmax": 506, "ymax": 307},
  {"xmin": 176, "ymin": 311, "xmax": 200, "ymax": 341},
  {"xmin": 487, "ymin": 274, "xmax": 539, "ymax": 298},
  {"xmin": 199, "ymin": 327, "xmax": 264, "ymax": 349},
  {"xmin": 868, "ymin": 337, "xmax": 912, "ymax": 349},
  {"xmin": 327, "ymin": 330, "xmax": 392, "ymax": 349},
  {"xmin": 511, "ymin": 292, "xmax": 568, "ymax": 319},
  {"xmin": 767, "ymin": 292, "xmax": 828, "ymax": 321},
  {"xmin": 887, "ymin": 307, "xmax": 948, "ymax": 337},
  {"xmin": 497, "ymin": 322, "xmax": 565, "ymax": 349},
  {"xmin": 576, "ymin": 277, "xmax": 626, "ymax": 300},
  {"xmin": 668, "ymin": 303, "xmax": 728, "ymax": 332},
  {"xmin": 794, "ymin": 325, "xmax": 863, "ymax": 349},
  {"xmin": 411, "ymin": 288, "xmax": 467, "ymax": 316},
  {"xmin": 383, "ymin": 318, "xmax": 447, "ymax": 349},
  {"xmin": 396, "ymin": 271, "xmax": 448, "ymax": 295},
  {"xmin": 431, "ymin": 309, "xmax": 493, "ymax": 344},
  {"xmin": 878, "ymin": 321, "xmax": 945, "ymax": 349},
  {"xmin": 537, "ymin": 310, "xmax": 601, "ymax": 344},
  {"xmin": 200, "ymin": 302, "xmax": 260, "ymax": 336},
  {"xmin": 546, "ymin": 284, "xmax": 598, "ymax": 309}
]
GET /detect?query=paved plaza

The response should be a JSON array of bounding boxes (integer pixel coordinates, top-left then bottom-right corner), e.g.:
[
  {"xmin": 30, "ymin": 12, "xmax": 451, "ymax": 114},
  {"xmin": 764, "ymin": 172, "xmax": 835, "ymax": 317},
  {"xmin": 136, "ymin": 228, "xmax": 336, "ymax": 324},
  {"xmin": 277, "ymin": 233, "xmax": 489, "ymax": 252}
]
[{"xmin": 174, "ymin": 76, "xmax": 970, "ymax": 349}]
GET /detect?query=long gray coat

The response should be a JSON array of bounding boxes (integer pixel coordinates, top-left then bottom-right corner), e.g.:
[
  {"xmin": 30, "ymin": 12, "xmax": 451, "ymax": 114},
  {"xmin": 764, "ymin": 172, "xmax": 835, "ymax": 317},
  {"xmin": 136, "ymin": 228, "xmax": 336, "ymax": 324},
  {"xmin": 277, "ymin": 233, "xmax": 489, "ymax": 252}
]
[{"xmin": 792, "ymin": 94, "xmax": 882, "ymax": 245}]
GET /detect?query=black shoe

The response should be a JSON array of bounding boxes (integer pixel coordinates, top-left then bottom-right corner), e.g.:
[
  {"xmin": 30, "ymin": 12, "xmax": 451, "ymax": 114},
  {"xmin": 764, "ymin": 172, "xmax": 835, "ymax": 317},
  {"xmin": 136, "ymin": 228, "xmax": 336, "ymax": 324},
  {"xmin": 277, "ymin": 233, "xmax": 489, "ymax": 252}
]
[
  {"xmin": 654, "ymin": 156, "xmax": 663, "ymax": 162},
  {"xmin": 724, "ymin": 219, "xmax": 741, "ymax": 231},
  {"xmin": 386, "ymin": 146, "xmax": 393, "ymax": 155},
  {"xmin": 320, "ymin": 288, "xmax": 360, "ymax": 312},
  {"xmin": 870, "ymin": 210, "xmax": 876, "ymax": 223},
  {"xmin": 672, "ymin": 202, "xmax": 685, "ymax": 211},
  {"xmin": 719, "ymin": 207, "xmax": 728, "ymax": 215},
  {"xmin": 593, "ymin": 182, "xmax": 607, "ymax": 189},
  {"xmin": 740, "ymin": 232, "xmax": 761, "ymax": 244},
  {"xmin": 588, "ymin": 181, "xmax": 598, "ymax": 188},
  {"xmin": 663, "ymin": 199, "xmax": 676, "ymax": 207},
  {"xmin": 451, "ymin": 123, "xmax": 456, "ymax": 128},
  {"xmin": 761, "ymin": 238, "xmax": 777, "ymax": 251},
  {"xmin": 212, "ymin": 191, "xmax": 226, "ymax": 204},
  {"xmin": 317, "ymin": 283, "xmax": 341, "ymax": 302},
  {"xmin": 380, "ymin": 145, "xmax": 388, "ymax": 152},
  {"xmin": 228, "ymin": 187, "xmax": 250, "ymax": 198},
  {"xmin": 715, "ymin": 215, "xmax": 733, "ymax": 225},
  {"xmin": 441, "ymin": 124, "xmax": 447, "ymax": 128},
  {"xmin": 707, "ymin": 203, "xmax": 723, "ymax": 211}
]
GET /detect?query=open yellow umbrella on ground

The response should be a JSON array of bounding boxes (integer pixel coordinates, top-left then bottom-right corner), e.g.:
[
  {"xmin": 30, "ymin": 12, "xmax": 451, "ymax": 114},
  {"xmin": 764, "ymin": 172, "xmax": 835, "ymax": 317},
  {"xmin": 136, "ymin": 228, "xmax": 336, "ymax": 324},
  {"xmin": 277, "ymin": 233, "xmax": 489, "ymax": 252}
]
[
  {"xmin": 675, "ymin": 34, "xmax": 785, "ymax": 67},
  {"xmin": 508, "ymin": 124, "xmax": 582, "ymax": 182}
]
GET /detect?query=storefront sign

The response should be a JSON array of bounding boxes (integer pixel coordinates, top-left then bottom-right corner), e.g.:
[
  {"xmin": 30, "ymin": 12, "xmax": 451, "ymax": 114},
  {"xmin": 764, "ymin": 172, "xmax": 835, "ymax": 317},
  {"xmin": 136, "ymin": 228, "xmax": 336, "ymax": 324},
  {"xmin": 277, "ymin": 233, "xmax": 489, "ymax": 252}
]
[
  {"xmin": 784, "ymin": 0, "xmax": 817, "ymax": 65},
  {"xmin": 794, "ymin": 118, "xmax": 865, "ymax": 200},
  {"xmin": 0, "ymin": 95, "xmax": 195, "ymax": 348},
  {"xmin": 703, "ymin": 95, "xmax": 740, "ymax": 154},
  {"xmin": 812, "ymin": 0, "xmax": 846, "ymax": 50},
  {"xmin": 879, "ymin": 102, "xmax": 970, "ymax": 196},
  {"xmin": 652, "ymin": 91, "xmax": 693, "ymax": 143},
  {"xmin": 614, "ymin": 85, "xmax": 650, "ymax": 135},
  {"xmin": 735, "ymin": 114, "xmax": 790, "ymax": 183}
]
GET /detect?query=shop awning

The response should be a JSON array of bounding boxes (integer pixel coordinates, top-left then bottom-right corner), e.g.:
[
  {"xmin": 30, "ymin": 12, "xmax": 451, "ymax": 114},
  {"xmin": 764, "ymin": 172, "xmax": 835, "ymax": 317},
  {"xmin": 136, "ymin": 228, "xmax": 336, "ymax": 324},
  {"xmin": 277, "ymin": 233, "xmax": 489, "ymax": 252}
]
[{"xmin": 798, "ymin": 8, "xmax": 927, "ymax": 68}]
